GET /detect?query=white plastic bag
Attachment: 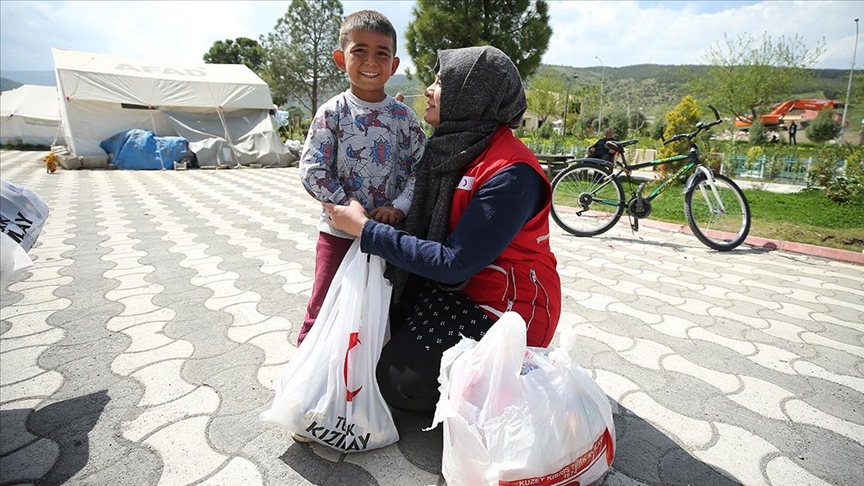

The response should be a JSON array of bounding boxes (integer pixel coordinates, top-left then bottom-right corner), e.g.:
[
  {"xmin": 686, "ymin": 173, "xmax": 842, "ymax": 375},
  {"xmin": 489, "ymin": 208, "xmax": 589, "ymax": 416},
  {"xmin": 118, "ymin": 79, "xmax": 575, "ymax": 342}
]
[
  {"xmin": 1, "ymin": 179, "xmax": 49, "ymax": 280},
  {"xmin": 260, "ymin": 239, "xmax": 399, "ymax": 451},
  {"xmin": 1, "ymin": 232, "xmax": 34, "ymax": 280},
  {"xmin": 429, "ymin": 312, "xmax": 615, "ymax": 486},
  {"xmin": 1, "ymin": 179, "xmax": 49, "ymax": 253}
]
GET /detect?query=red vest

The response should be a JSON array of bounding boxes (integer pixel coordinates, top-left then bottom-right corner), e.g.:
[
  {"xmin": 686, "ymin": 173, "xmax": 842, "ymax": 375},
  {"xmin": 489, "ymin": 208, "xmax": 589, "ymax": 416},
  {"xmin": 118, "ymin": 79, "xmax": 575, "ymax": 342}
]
[{"xmin": 449, "ymin": 126, "xmax": 561, "ymax": 347}]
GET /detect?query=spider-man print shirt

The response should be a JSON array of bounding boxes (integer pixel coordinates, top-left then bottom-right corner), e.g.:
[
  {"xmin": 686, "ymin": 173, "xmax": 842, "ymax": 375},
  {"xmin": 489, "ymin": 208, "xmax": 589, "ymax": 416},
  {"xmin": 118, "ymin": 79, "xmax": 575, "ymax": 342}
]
[{"xmin": 300, "ymin": 90, "xmax": 426, "ymax": 237}]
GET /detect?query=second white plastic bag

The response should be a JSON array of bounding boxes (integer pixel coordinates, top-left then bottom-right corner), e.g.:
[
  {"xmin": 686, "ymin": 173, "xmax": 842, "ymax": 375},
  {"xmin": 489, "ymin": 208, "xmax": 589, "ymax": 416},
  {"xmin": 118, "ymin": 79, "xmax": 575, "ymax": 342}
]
[
  {"xmin": 260, "ymin": 239, "xmax": 398, "ymax": 451},
  {"xmin": 429, "ymin": 312, "xmax": 615, "ymax": 486}
]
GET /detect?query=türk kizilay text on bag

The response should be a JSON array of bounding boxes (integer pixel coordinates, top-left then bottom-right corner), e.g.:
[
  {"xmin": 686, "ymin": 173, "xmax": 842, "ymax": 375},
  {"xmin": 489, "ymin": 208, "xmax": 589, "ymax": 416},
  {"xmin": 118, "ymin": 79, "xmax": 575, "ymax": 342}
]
[
  {"xmin": 303, "ymin": 415, "xmax": 372, "ymax": 451},
  {"xmin": 0, "ymin": 211, "xmax": 37, "ymax": 248}
]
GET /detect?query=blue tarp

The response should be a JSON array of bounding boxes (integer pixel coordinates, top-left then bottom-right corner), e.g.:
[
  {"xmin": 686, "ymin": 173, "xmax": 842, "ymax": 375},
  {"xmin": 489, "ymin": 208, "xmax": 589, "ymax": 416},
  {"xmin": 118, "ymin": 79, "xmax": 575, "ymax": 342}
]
[{"xmin": 99, "ymin": 129, "xmax": 189, "ymax": 170}]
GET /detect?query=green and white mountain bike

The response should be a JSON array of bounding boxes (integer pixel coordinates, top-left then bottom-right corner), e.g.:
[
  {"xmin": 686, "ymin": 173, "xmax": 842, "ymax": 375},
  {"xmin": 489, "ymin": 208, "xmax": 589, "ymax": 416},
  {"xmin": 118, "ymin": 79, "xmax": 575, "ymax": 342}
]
[{"xmin": 550, "ymin": 104, "xmax": 751, "ymax": 251}]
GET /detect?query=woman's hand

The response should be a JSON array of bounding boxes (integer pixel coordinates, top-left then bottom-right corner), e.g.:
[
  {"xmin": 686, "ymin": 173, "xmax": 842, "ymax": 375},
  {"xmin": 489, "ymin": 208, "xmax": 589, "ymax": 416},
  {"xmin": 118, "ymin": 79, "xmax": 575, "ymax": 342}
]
[{"xmin": 323, "ymin": 200, "xmax": 369, "ymax": 237}]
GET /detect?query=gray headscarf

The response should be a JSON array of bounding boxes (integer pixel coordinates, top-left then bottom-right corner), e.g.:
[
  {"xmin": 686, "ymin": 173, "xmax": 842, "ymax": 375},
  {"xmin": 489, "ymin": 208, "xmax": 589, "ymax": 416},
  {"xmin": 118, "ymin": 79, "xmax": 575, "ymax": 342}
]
[{"xmin": 388, "ymin": 45, "xmax": 527, "ymax": 302}]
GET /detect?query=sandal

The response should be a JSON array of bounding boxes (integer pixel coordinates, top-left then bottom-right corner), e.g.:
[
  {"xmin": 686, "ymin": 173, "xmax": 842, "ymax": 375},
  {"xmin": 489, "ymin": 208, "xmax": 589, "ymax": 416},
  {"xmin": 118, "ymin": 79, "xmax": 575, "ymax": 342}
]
[{"xmin": 292, "ymin": 432, "xmax": 314, "ymax": 443}]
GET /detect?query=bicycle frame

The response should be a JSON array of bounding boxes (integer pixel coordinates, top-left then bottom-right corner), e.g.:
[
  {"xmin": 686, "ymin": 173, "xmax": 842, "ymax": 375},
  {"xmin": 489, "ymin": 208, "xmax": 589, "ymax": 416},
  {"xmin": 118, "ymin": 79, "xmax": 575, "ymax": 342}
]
[{"xmin": 618, "ymin": 153, "xmax": 694, "ymax": 202}]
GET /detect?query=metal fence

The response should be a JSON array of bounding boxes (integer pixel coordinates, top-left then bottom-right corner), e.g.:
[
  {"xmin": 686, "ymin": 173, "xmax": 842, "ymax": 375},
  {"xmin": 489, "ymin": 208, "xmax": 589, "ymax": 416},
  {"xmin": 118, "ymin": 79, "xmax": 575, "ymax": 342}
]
[{"xmin": 720, "ymin": 155, "xmax": 847, "ymax": 186}]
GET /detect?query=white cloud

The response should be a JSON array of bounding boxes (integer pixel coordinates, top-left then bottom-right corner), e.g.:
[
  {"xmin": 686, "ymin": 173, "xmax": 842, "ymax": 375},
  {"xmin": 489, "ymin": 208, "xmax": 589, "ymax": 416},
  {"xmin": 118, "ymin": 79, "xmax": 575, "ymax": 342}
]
[
  {"xmin": 545, "ymin": 0, "xmax": 863, "ymax": 69},
  {"xmin": 1, "ymin": 0, "xmax": 861, "ymax": 76}
]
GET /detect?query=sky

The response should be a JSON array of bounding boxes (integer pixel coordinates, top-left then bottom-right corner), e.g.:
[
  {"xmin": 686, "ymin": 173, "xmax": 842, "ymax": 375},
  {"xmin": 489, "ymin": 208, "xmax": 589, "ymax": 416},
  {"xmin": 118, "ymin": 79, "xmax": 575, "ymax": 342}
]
[{"xmin": 1, "ymin": 0, "xmax": 862, "ymax": 76}]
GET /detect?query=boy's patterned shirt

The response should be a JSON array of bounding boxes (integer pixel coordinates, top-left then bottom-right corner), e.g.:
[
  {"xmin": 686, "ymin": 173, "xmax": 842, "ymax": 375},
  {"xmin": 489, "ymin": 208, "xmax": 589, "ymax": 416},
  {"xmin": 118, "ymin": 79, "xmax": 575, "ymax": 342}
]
[{"xmin": 300, "ymin": 90, "xmax": 426, "ymax": 237}]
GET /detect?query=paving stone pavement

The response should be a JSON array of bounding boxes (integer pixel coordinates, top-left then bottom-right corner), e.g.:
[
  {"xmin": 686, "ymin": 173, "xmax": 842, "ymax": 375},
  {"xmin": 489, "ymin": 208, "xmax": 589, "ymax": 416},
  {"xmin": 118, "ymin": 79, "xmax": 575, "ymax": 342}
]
[{"xmin": 1, "ymin": 149, "xmax": 862, "ymax": 486}]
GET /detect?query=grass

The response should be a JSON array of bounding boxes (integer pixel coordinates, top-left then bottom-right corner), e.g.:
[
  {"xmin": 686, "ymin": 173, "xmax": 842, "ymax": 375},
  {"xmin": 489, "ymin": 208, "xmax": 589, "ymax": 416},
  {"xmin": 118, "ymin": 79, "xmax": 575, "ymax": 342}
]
[{"xmin": 622, "ymin": 179, "xmax": 864, "ymax": 253}]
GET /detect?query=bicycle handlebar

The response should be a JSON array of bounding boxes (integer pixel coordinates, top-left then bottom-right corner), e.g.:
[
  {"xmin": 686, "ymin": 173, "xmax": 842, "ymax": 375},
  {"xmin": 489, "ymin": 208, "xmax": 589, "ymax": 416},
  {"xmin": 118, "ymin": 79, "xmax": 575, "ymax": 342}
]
[{"xmin": 661, "ymin": 103, "xmax": 722, "ymax": 146}]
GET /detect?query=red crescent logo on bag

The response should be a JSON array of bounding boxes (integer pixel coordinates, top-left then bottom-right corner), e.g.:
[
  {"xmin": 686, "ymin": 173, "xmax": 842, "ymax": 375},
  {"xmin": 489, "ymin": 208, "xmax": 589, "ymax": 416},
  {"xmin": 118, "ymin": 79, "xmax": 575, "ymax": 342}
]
[{"xmin": 344, "ymin": 332, "xmax": 363, "ymax": 402}]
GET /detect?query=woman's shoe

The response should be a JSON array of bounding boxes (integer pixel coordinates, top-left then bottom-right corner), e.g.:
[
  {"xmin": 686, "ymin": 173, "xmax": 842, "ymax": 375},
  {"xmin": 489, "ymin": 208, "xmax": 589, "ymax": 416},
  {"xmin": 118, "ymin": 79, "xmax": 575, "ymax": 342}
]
[{"xmin": 292, "ymin": 432, "xmax": 314, "ymax": 443}]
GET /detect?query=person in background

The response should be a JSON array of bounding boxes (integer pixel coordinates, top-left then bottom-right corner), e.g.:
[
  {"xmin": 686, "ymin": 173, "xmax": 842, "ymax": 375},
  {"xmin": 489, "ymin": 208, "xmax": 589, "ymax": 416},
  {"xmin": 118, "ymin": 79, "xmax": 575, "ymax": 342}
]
[
  {"xmin": 395, "ymin": 92, "xmax": 405, "ymax": 102},
  {"xmin": 588, "ymin": 127, "xmax": 618, "ymax": 162},
  {"xmin": 324, "ymin": 45, "xmax": 562, "ymax": 413},
  {"xmin": 789, "ymin": 121, "xmax": 798, "ymax": 145}
]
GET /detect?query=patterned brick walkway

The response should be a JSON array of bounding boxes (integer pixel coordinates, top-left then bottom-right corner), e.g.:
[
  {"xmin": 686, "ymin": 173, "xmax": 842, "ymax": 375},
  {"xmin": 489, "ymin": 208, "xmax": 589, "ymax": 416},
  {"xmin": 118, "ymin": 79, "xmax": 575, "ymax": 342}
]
[{"xmin": 1, "ymin": 149, "xmax": 862, "ymax": 485}]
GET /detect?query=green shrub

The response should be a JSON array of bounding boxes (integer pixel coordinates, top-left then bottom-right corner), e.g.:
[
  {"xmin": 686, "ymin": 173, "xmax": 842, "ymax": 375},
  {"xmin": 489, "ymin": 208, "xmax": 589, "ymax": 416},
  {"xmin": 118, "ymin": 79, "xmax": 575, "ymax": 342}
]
[
  {"xmin": 840, "ymin": 146, "xmax": 864, "ymax": 179},
  {"xmin": 824, "ymin": 176, "xmax": 864, "ymax": 204},
  {"xmin": 609, "ymin": 112, "xmax": 629, "ymax": 138},
  {"xmin": 823, "ymin": 146, "xmax": 864, "ymax": 203},
  {"xmin": 805, "ymin": 110, "xmax": 841, "ymax": 143},
  {"xmin": 748, "ymin": 119, "xmax": 768, "ymax": 145},
  {"xmin": 537, "ymin": 120, "xmax": 554, "ymax": 139},
  {"xmin": 650, "ymin": 119, "xmax": 667, "ymax": 140},
  {"xmin": 658, "ymin": 95, "xmax": 700, "ymax": 178},
  {"xmin": 808, "ymin": 146, "xmax": 840, "ymax": 187}
]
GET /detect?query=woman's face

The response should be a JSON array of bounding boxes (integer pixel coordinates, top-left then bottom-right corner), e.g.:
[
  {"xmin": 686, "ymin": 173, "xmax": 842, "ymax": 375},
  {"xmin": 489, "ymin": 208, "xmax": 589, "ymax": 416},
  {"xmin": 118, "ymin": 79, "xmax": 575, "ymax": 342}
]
[{"xmin": 424, "ymin": 73, "xmax": 442, "ymax": 127}]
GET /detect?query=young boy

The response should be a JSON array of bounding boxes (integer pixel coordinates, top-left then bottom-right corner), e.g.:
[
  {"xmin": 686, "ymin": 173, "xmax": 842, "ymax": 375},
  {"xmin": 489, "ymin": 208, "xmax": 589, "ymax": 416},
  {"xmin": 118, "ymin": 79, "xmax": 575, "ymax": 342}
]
[{"xmin": 298, "ymin": 10, "xmax": 426, "ymax": 347}]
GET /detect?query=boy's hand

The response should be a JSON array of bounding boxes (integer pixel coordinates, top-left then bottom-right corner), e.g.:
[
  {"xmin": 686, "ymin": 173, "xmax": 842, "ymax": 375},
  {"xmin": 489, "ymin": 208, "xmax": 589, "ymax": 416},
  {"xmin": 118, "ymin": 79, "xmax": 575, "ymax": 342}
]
[{"xmin": 369, "ymin": 205, "xmax": 405, "ymax": 225}]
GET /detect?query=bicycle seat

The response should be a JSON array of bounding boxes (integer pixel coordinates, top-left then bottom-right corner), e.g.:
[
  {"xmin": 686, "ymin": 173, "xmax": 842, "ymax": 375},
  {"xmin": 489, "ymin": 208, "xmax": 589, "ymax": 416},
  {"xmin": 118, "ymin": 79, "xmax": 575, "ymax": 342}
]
[{"xmin": 605, "ymin": 139, "xmax": 639, "ymax": 151}]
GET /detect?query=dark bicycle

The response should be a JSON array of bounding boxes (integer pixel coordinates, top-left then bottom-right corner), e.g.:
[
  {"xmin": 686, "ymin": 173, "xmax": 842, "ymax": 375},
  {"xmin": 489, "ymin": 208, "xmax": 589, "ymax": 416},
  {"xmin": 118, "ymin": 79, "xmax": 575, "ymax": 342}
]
[{"xmin": 550, "ymin": 104, "xmax": 751, "ymax": 251}]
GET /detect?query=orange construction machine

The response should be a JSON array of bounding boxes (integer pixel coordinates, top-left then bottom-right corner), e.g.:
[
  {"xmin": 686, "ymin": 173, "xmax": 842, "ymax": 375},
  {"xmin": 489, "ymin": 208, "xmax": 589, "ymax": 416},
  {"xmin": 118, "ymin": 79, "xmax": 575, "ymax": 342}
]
[{"xmin": 733, "ymin": 99, "xmax": 839, "ymax": 128}]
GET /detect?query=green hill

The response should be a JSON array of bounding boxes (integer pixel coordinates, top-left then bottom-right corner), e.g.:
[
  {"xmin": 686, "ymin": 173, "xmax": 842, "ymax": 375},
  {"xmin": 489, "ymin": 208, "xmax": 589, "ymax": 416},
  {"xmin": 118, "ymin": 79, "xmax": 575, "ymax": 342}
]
[
  {"xmin": 381, "ymin": 65, "xmax": 854, "ymax": 124},
  {"xmin": 537, "ymin": 64, "xmax": 853, "ymax": 121}
]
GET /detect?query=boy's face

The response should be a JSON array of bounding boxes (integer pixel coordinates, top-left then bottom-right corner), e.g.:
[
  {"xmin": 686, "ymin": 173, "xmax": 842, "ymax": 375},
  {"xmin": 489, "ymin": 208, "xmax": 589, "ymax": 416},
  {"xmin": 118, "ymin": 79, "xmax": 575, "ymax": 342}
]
[{"xmin": 334, "ymin": 30, "xmax": 399, "ymax": 103}]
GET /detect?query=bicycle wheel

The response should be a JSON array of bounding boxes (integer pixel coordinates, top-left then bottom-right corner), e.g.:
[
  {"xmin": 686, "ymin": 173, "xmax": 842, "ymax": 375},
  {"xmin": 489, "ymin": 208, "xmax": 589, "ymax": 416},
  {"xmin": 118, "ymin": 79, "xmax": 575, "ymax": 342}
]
[
  {"xmin": 551, "ymin": 163, "xmax": 624, "ymax": 237},
  {"xmin": 684, "ymin": 172, "xmax": 751, "ymax": 251}
]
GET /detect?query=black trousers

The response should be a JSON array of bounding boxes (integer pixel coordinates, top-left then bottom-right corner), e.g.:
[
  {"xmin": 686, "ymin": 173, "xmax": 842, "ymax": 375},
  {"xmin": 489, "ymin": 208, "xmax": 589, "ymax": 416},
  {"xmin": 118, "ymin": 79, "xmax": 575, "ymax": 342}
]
[{"xmin": 376, "ymin": 284, "xmax": 493, "ymax": 412}]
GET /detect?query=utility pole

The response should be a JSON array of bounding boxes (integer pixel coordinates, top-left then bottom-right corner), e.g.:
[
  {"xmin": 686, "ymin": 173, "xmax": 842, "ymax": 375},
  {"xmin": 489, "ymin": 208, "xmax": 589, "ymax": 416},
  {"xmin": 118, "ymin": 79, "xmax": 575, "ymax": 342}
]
[
  {"xmin": 839, "ymin": 18, "xmax": 860, "ymax": 145},
  {"xmin": 563, "ymin": 74, "xmax": 578, "ymax": 137},
  {"xmin": 595, "ymin": 56, "xmax": 604, "ymax": 134}
]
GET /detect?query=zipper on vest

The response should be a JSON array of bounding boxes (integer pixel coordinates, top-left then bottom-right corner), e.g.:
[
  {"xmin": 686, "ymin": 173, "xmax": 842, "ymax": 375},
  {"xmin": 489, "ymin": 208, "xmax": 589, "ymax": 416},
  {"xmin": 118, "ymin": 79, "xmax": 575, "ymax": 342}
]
[
  {"xmin": 533, "ymin": 268, "xmax": 554, "ymax": 345},
  {"xmin": 505, "ymin": 267, "xmax": 516, "ymax": 312},
  {"xmin": 527, "ymin": 268, "xmax": 539, "ymax": 325}
]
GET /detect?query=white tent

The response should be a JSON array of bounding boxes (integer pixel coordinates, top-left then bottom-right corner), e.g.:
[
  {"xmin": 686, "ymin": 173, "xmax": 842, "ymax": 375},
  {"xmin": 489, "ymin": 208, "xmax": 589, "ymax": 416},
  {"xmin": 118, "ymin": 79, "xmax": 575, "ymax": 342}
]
[
  {"xmin": 0, "ymin": 85, "xmax": 63, "ymax": 146},
  {"xmin": 52, "ymin": 48, "xmax": 293, "ymax": 168}
]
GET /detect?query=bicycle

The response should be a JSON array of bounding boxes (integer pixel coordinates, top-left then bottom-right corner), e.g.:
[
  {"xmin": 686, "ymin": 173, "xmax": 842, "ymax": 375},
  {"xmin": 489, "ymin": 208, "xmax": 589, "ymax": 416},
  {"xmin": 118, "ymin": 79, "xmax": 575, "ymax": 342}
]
[{"xmin": 550, "ymin": 104, "xmax": 751, "ymax": 251}]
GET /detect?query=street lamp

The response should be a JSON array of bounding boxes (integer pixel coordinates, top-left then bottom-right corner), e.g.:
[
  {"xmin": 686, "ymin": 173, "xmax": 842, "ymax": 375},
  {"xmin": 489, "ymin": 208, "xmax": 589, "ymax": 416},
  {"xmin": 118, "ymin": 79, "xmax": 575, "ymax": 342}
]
[
  {"xmin": 595, "ymin": 56, "xmax": 605, "ymax": 134},
  {"xmin": 839, "ymin": 18, "xmax": 859, "ymax": 145},
  {"xmin": 563, "ymin": 74, "xmax": 578, "ymax": 137}
]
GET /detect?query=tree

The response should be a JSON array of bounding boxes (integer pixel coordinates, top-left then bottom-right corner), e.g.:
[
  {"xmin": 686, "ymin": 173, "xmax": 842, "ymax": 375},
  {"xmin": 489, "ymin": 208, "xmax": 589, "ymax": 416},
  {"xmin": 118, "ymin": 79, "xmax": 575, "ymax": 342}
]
[
  {"xmin": 404, "ymin": 0, "xmax": 552, "ymax": 85},
  {"xmin": 203, "ymin": 38, "xmax": 265, "ymax": 72},
  {"xmin": 260, "ymin": 0, "xmax": 344, "ymax": 112},
  {"xmin": 748, "ymin": 119, "xmax": 768, "ymax": 146},
  {"xmin": 658, "ymin": 95, "xmax": 700, "ymax": 177},
  {"xmin": 628, "ymin": 110, "xmax": 647, "ymax": 136},
  {"xmin": 688, "ymin": 32, "xmax": 825, "ymax": 123},
  {"xmin": 806, "ymin": 110, "xmax": 841, "ymax": 143},
  {"xmin": 609, "ymin": 112, "xmax": 629, "ymax": 139},
  {"xmin": 526, "ymin": 72, "xmax": 565, "ymax": 127},
  {"xmin": 649, "ymin": 119, "xmax": 666, "ymax": 140}
]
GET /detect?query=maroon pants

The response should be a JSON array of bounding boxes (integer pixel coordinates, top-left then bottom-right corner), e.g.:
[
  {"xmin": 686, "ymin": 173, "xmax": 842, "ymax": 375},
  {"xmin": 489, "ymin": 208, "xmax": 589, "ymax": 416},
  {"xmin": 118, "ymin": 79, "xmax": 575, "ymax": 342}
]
[{"xmin": 297, "ymin": 232, "xmax": 355, "ymax": 345}]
